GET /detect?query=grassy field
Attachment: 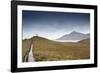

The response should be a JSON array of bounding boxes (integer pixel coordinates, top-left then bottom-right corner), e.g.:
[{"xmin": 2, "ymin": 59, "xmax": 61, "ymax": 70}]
[
  {"xmin": 22, "ymin": 36, "xmax": 90, "ymax": 62},
  {"xmin": 22, "ymin": 39, "xmax": 31, "ymax": 62}
]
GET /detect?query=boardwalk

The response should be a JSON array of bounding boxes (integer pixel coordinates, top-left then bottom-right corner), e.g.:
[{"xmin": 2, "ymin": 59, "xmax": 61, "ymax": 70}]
[{"xmin": 28, "ymin": 45, "xmax": 35, "ymax": 62}]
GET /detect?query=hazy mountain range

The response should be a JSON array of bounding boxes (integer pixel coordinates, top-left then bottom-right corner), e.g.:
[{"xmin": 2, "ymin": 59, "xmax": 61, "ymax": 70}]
[{"xmin": 56, "ymin": 31, "xmax": 90, "ymax": 42}]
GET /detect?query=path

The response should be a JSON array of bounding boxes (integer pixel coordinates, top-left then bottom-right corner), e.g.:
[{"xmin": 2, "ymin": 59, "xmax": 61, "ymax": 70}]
[{"xmin": 28, "ymin": 44, "xmax": 35, "ymax": 62}]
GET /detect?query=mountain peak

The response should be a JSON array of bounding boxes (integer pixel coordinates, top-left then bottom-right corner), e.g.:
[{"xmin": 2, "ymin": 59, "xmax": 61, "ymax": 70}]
[
  {"xmin": 70, "ymin": 31, "xmax": 84, "ymax": 35},
  {"xmin": 71, "ymin": 31, "xmax": 77, "ymax": 33},
  {"xmin": 57, "ymin": 31, "xmax": 90, "ymax": 41}
]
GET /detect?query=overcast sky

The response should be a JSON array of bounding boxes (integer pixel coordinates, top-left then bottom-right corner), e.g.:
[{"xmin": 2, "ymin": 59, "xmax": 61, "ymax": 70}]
[{"xmin": 22, "ymin": 10, "xmax": 90, "ymax": 40}]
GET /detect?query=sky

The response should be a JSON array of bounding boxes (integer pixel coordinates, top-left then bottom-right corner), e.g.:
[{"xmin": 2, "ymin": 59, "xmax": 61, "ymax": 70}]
[{"xmin": 22, "ymin": 10, "xmax": 90, "ymax": 40}]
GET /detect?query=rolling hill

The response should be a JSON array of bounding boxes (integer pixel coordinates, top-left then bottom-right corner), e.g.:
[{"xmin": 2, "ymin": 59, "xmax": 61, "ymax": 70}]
[
  {"xmin": 22, "ymin": 36, "xmax": 90, "ymax": 62},
  {"xmin": 78, "ymin": 38, "xmax": 90, "ymax": 44}
]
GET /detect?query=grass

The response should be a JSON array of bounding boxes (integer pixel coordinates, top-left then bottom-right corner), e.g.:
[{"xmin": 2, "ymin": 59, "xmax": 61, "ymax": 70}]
[
  {"xmin": 22, "ymin": 39, "xmax": 31, "ymax": 62},
  {"xmin": 22, "ymin": 36, "xmax": 90, "ymax": 62}
]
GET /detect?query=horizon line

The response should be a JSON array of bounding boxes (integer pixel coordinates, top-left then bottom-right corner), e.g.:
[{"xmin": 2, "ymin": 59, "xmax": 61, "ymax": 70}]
[{"xmin": 22, "ymin": 31, "xmax": 90, "ymax": 40}]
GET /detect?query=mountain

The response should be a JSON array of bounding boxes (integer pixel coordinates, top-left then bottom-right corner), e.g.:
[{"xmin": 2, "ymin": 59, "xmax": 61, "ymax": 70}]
[{"xmin": 57, "ymin": 31, "xmax": 90, "ymax": 42}]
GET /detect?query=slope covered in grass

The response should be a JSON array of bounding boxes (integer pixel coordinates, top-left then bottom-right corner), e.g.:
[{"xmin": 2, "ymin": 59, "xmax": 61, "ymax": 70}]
[
  {"xmin": 30, "ymin": 36, "xmax": 90, "ymax": 61},
  {"xmin": 22, "ymin": 39, "xmax": 31, "ymax": 62}
]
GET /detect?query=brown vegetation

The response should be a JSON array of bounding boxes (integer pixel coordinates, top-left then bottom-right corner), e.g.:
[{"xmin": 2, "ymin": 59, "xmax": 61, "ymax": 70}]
[{"xmin": 22, "ymin": 36, "xmax": 90, "ymax": 62}]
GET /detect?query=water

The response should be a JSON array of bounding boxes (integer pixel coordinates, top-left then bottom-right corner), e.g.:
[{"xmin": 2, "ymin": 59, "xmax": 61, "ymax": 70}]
[{"xmin": 54, "ymin": 40, "xmax": 79, "ymax": 42}]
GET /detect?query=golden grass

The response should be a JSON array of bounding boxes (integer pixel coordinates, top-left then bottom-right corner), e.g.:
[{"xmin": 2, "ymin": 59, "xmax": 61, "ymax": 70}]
[
  {"xmin": 22, "ymin": 36, "xmax": 90, "ymax": 62},
  {"xmin": 32, "ymin": 37, "xmax": 90, "ymax": 61},
  {"xmin": 22, "ymin": 39, "xmax": 31, "ymax": 62}
]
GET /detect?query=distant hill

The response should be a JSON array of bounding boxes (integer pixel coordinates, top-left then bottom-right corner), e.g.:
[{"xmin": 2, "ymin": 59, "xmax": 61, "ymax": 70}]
[
  {"xmin": 56, "ymin": 31, "xmax": 90, "ymax": 42},
  {"xmin": 78, "ymin": 38, "xmax": 90, "ymax": 43}
]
